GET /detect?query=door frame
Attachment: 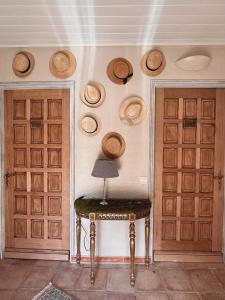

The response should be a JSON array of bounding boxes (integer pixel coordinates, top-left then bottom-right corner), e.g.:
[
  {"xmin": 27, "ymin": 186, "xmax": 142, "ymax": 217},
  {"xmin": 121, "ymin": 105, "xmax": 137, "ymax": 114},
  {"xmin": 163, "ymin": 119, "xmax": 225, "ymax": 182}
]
[
  {"xmin": 0, "ymin": 81, "xmax": 75, "ymax": 261},
  {"xmin": 150, "ymin": 80, "xmax": 225, "ymax": 262}
]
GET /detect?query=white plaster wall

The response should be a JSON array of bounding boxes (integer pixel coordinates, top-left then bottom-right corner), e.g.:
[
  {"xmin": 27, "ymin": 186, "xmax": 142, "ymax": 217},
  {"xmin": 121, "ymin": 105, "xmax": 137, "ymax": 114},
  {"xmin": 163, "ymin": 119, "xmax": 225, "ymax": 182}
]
[{"xmin": 0, "ymin": 45, "xmax": 225, "ymax": 258}]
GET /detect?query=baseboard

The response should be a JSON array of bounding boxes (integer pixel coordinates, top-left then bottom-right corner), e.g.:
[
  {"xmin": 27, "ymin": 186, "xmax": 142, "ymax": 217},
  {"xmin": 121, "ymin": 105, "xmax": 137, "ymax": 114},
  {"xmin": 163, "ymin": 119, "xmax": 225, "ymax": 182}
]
[
  {"xmin": 154, "ymin": 251, "xmax": 223, "ymax": 263},
  {"xmin": 71, "ymin": 255, "xmax": 149, "ymax": 264},
  {"xmin": 4, "ymin": 248, "xmax": 69, "ymax": 261}
]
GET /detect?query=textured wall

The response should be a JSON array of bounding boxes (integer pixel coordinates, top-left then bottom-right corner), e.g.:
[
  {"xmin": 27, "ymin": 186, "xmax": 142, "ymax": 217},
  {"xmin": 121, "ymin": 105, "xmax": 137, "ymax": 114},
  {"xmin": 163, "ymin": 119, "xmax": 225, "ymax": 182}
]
[{"xmin": 0, "ymin": 45, "xmax": 225, "ymax": 258}]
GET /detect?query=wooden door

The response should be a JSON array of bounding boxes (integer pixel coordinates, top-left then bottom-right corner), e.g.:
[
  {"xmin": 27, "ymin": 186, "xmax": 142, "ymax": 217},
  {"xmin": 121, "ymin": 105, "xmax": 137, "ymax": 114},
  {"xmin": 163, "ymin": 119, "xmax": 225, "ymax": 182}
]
[
  {"xmin": 4, "ymin": 89, "xmax": 70, "ymax": 260},
  {"xmin": 154, "ymin": 88, "xmax": 225, "ymax": 262}
]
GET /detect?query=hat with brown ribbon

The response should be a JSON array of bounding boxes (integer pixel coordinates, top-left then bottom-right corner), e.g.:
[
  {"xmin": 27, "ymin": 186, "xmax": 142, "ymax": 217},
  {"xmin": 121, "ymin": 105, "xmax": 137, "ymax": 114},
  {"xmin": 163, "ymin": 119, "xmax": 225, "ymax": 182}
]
[
  {"xmin": 107, "ymin": 57, "xmax": 133, "ymax": 85},
  {"xmin": 49, "ymin": 50, "xmax": 76, "ymax": 79},
  {"xmin": 141, "ymin": 49, "xmax": 166, "ymax": 76},
  {"xmin": 80, "ymin": 81, "xmax": 105, "ymax": 108},
  {"xmin": 102, "ymin": 132, "xmax": 126, "ymax": 159},
  {"xmin": 78, "ymin": 113, "xmax": 101, "ymax": 136},
  {"xmin": 12, "ymin": 51, "xmax": 35, "ymax": 77},
  {"xmin": 119, "ymin": 96, "xmax": 147, "ymax": 126}
]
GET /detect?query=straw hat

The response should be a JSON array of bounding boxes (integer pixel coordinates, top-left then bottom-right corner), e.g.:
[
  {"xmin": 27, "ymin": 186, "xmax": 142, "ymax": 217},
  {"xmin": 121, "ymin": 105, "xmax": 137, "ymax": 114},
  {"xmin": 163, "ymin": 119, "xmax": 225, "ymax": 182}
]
[
  {"xmin": 49, "ymin": 50, "xmax": 76, "ymax": 79},
  {"xmin": 107, "ymin": 57, "xmax": 133, "ymax": 85},
  {"xmin": 80, "ymin": 81, "xmax": 105, "ymax": 108},
  {"xmin": 119, "ymin": 96, "xmax": 147, "ymax": 126},
  {"xmin": 141, "ymin": 49, "xmax": 166, "ymax": 76},
  {"xmin": 102, "ymin": 132, "xmax": 126, "ymax": 159},
  {"xmin": 12, "ymin": 51, "xmax": 35, "ymax": 77},
  {"xmin": 78, "ymin": 113, "xmax": 101, "ymax": 136}
]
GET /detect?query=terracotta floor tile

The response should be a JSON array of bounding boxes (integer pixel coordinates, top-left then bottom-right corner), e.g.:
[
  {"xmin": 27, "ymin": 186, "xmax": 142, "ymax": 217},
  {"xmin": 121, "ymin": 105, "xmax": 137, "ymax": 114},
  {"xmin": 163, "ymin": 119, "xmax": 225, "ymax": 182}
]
[
  {"xmin": 0, "ymin": 290, "xmax": 15, "ymax": 300},
  {"xmin": 136, "ymin": 292, "xmax": 170, "ymax": 300},
  {"xmin": 21, "ymin": 266, "xmax": 56, "ymax": 288},
  {"xmin": 66, "ymin": 290, "xmax": 106, "ymax": 300},
  {"xmin": 188, "ymin": 269, "xmax": 223, "ymax": 292},
  {"xmin": 135, "ymin": 269, "xmax": 164, "ymax": 291},
  {"xmin": 169, "ymin": 292, "xmax": 201, "ymax": 300},
  {"xmin": 106, "ymin": 293, "xmax": 136, "ymax": 300},
  {"xmin": 11, "ymin": 288, "xmax": 39, "ymax": 300},
  {"xmin": 107, "ymin": 269, "xmax": 134, "ymax": 292},
  {"xmin": 76, "ymin": 267, "xmax": 107, "ymax": 290},
  {"xmin": 200, "ymin": 292, "xmax": 225, "ymax": 300},
  {"xmin": 160, "ymin": 269, "xmax": 193, "ymax": 291},
  {"xmin": 0, "ymin": 264, "xmax": 32, "ymax": 290},
  {"xmin": 155, "ymin": 262, "xmax": 184, "ymax": 269},
  {"xmin": 52, "ymin": 265, "xmax": 82, "ymax": 290},
  {"xmin": 34, "ymin": 259, "xmax": 60, "ymax": 268},
  {"xmin": 212, "ymin": 268, "xmax": 225, "ymax": 288},
  {"xmin": 181, "ymin": 263, "xmax": 225, "ymax": 270}
]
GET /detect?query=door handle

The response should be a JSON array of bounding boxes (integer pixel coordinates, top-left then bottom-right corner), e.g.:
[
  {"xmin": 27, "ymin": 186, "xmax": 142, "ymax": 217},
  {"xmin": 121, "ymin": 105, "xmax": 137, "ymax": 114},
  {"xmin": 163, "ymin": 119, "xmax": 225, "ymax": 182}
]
[
  {"xmin": 214, "ymin": 171, "xmax": 224, "ymax": 190},
  {"xmin": 4, "ymin": 172, "xmax": 16, "ymax": 186}
]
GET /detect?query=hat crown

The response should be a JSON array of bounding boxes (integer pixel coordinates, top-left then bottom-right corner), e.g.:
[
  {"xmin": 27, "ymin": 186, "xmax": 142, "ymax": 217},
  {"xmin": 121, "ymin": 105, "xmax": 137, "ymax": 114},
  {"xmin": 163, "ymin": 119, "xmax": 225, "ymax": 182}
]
[
  {"xmin": 53, "ymin": 52, "xmax": 70, "ymax": 71},
  {"xmin": 147, "ymin": 51, "xmax": 163, "ymax": 71},
  {"xmin": 113, "ymin": 61, "xmax": 129, "ymax": 79},
  {"xmin": 85, "ymin": 85, "xmax": 101, "ymax": 103},
  {"xmin": 81, "ymin": 116, "xmax": 97, "ymax": 133},
  {"xmin": 125, "ymin": 103, "xmax": 141, "ymax": 119},
  {"xmin": 14, "ymin": 53, "xmax": 30, "ymax": 72},
  {"xmin": 105, "ymin": 137, "xmax": 121, "ymax": 154}
]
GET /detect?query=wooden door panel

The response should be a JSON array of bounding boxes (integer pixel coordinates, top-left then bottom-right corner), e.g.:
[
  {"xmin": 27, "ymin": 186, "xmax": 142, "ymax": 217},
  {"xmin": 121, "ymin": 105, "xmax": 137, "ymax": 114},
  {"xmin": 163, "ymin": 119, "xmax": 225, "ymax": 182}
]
[
  {"xmin": 154, "ymin": 88, "xmax": 225, "ymax": 257},
  {"xmin": 4, "ymin": 89, "xmax": 70, "ymax": 259}
]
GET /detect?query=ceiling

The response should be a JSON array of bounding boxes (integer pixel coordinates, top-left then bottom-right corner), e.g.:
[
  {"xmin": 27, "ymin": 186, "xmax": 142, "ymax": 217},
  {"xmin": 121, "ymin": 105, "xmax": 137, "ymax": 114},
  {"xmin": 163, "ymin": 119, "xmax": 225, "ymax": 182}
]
[{"xmin": 1, "ymin": 0, "xmax": 225, "ymax": 47}]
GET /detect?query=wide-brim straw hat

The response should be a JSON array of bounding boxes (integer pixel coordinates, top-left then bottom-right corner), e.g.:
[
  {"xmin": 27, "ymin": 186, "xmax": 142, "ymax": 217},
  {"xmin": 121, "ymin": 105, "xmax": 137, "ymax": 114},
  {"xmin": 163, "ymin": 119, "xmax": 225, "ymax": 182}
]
[
  {"xmin": 49, "ymin": 50, "xmax": 76, "ymax": 79},
  {"xmin": 141, "ymin": 49, "xmax": 166, "ymax": 76},
  {"xmin": 80, "ymin": 81, "xmax": 106, "ymax": 108},
  {"xmin": 107, "ymin": 57, "xmax": 133, "ymax": 85},
  {"xmin": 12, "ymin": 51, "xmax": 35, "ymax": 77},
  {"xmin": 78, "ymin": 113, "xmax": 101, "ymax": 136},
  {"xmin": 119, "ymin": 96, "xmax": 147, "ymax": 126},
  {"xmin": 102, "ymin": 132, "xmax": 126, "ymax": 159}
]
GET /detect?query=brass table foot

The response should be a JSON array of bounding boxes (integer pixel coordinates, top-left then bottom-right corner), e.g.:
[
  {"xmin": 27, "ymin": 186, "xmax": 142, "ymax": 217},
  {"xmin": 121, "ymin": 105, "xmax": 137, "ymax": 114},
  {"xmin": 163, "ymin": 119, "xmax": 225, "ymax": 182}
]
[
  {"xmin": 90, "ymin": 271, "xmax": 95, "ymax": 285},
  {"xmin": 145, "ymin": 215, "xmax": 150, "ymax": 269},
  {"xmin": 129, "ymin": 213, "xmax": 136, "ymax": 287},
  {"xmin": 89, "ymin": 213, "xmax": 96, "ymax": 285},
  {"xmin": 76, "ymin": 214, "xmax": 81, "ymax": 264}
]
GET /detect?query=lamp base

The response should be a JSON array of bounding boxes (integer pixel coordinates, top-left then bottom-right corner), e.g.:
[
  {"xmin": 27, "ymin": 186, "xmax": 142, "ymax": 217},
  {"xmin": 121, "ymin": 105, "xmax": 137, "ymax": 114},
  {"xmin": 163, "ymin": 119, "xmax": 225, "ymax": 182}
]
[{"xmin": 100, "ymin": 199, "xmax": 108, "ymax": 205}]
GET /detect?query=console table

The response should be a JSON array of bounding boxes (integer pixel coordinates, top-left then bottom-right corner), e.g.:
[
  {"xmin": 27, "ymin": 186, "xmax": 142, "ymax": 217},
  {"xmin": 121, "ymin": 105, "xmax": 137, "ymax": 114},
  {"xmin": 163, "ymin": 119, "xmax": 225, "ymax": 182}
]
[{"xmin": 74, "ymin": 198, "xmax": 151, "ymax": 287}]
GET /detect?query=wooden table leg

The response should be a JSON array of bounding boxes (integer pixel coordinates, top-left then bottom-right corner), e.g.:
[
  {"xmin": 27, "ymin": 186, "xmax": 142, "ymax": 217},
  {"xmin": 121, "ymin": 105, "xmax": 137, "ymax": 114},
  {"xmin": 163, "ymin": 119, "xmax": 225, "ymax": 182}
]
[
  {"xmin": 89, "ymin": 213, "xmax": 96, "ymax": 285},
  {"xmin": 129, "ymin": 213, "xmax": 136, "ymax": 287},
  {"xmin": 145, "ymin": 215, "xmax": 150, "ymax": 268},
  {"xmin": 76, "ymin": 214, "xmax": 81, "ymax": 264}
]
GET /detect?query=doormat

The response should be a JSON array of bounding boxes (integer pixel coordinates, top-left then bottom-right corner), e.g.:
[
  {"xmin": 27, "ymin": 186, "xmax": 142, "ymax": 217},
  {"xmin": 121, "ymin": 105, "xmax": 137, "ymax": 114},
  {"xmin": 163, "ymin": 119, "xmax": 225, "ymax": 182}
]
[{"xmin": 32, "ymin": 282, "xmax": 72, "ymax": 300}]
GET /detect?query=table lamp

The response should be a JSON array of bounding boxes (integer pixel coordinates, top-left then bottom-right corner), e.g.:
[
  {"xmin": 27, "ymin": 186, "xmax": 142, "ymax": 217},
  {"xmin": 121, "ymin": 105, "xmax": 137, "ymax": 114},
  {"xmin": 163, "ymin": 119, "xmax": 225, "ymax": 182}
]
[{"xmin": 91, "ymin": 159, "xmax": 119, "ymax": 205}]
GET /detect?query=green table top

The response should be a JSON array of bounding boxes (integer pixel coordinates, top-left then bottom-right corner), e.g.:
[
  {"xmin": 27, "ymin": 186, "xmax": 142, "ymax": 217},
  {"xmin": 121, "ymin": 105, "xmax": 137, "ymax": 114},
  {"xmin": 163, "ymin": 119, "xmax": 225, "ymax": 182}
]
[{"xmin": 74, "ymin": 198, "xmax": 151, "ymax": 220}]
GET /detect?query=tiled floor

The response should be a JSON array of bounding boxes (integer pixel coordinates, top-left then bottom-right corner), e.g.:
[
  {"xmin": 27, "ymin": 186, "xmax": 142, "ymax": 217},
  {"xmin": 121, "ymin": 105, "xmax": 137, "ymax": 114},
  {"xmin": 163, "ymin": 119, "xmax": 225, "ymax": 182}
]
[{"xmin": 0, "ymin": 259, "xmax": 225, "ymax": 300}]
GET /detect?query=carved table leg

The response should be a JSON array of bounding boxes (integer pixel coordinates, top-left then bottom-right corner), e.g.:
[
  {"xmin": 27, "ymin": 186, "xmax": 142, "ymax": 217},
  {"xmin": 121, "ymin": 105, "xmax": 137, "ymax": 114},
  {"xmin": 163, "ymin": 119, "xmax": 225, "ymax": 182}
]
[
  {"xmin": 89, "ymin": 213, "xmax": 96, "ymax": 285},
  {"xmin": 129, "ymin": 213, "xmax": 136, "ymax": 287},
  {"xmin": 145, "ymin": 215, "xmax": 150, "ymax": 268},
  {"xmin": 76, "ymin": 214, "xmax": 81, "ymax": 264}
]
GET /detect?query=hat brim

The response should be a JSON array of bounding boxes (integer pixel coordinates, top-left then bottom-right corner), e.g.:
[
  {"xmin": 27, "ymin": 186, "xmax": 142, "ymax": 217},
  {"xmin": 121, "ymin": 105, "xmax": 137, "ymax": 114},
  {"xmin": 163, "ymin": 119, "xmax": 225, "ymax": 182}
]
[
  {"xmin": 107, "ymin": 58, "xmax": 133, "ymax": 85},
  {"xmin": 49, "ymin": 50, "xmax": 76, "ymax": 79},
  {"xmin": 119, "ymin": 96, "xmax": 147, "ymax": 126},
  {"xmin": 78, "ymin": 113, "xmax": 101, "ymax": 136},
  {"xmin": 102, "ymin": 132, "xmax": 126, "ymax": 159},
  {"xmin": 12, "ymin": 51, "xmax": 35, "ymax": 78},
  {"xmin": 80, "ymin": 81, "xmax": 106, "ymax": 108},
  {"xmin": 140, "ymin": 49, "xmax": 166, "ymax": 76}
]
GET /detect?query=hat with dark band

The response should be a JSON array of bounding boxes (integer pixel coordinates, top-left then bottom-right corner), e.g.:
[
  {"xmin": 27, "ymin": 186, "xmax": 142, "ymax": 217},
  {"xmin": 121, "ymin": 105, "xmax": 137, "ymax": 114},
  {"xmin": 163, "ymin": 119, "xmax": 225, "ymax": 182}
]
[
  {"xmin": 107, "ymin": 57, "xmax": 133, "ymax": 85},
  {"xmin": 12, "ymin": 51, "xmax": 35, "ymax": 77},
  {"xmin": 141, "ymin": 49, "xmax": 166, "ymax": 76}
]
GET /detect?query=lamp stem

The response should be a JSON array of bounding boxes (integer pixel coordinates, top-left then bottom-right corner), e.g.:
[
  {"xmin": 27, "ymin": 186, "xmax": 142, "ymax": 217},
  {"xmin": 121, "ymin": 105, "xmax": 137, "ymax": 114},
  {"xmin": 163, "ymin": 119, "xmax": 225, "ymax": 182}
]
[{"xmin": 100, "ymin": 178, "xmax": 108, "ymax": 205}]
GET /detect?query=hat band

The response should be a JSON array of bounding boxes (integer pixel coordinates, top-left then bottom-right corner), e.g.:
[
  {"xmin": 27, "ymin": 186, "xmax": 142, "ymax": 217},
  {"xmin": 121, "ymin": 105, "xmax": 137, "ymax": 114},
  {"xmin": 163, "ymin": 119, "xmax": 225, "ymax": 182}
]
[
  {"xmin": 122, "ymin": 72, "xmax": 133, "ymax": 84},
  {"xmin": 145, "ymin": 61, "xmax": 162, "ymax": 72},
  {"xmin": 113, "ymin": 69, "xmax": 133, "ymax": 84}
]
